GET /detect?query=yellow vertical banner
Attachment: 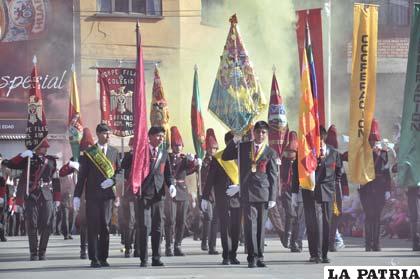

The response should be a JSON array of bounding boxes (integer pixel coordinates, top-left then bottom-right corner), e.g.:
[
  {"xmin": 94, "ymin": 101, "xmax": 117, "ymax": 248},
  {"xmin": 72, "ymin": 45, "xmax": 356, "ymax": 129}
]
[{"xmin": 348, "ymin": 4, "xmax": 378, "ymax": 185}]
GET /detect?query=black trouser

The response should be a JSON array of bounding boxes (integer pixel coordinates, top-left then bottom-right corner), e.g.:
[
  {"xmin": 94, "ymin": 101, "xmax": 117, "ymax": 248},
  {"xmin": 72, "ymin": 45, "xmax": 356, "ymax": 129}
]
[
  {"xmin": 25, "ymin": 193, "xmax": 53, "ymax": 256},
  {"xmin": 282, "ymin": 192, "xmax": 293, "ymax": 246},
  {"xmin": 78, "ymin": 199, "xmax": 88, "ymax": 252},
  {"xmin": 243, "ymin": 202, "xmax": 267, "ymax": 263},
  {"xmin": 60, "ymin": 205, "xmax": 72, "ymax": 237},
  {"xmin": 136, "ymin": 198, "xmax": 163, "ymax": 262},
  {"xmin": 121, "ymin": 198, "xmax": 137, "ymax": 252},
  {"xmin": 202, "ymin": 202, "xmax": 219, "ymax": 250},
  {"xmin": 302, "ymin": 189, "xmax": 332, "ymax": 259},
  {"xmin": 218, "ymin": 205, "xmax": 241, "ymax": 260},
  {"xmin": 164, "ymin": 198, "xmax": 189, "ymax": 248},
  {"xmin": 290, "ymin": 202, "xmax": 304, "ymax": 250},
  {"xmin": 86, "ymin": 199, "xmax": 113, "ymax": 262},
  {"xmin": 359, "ymin": 187, "xmax": 385, "ymax": 250},
  {"xmin": 329, "ymin": 198, "xmax": 343, "ymax": 249},
  {"xmin": 407, "ymin": 187, "xmax": 420, "ymax": 250}
]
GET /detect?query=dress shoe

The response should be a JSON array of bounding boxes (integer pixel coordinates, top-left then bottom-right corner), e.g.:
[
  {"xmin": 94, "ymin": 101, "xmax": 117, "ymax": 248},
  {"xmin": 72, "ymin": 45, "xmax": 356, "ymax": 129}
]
[
  {"xmin": 290, "ymin": 246, "xmax": 301, "ymax": 253},
  {"xmin": 322, "ymin": 258, "xmax": 331, "ymax": 263},
  {"xmin": 124, "ymin": 249, "xmax": 131, "ymax": 258},
  {"xmin": 309, "ymin": 256, "xmax": 321, "ymax": 263},
  {"xmin": 64, "ymin": 236, "xmax": 69, "ymax": 240},
  {"xmin": 80, "ymin": 251, "xmax": 87, "ymax": 259},
  {"xmin": 165, "ymin": 248, "xmax": 173, "ymax": 257},
  {"xmin": 174, "ymin": 247, "xmax": 185, "ymax": 256},
  {"xmin": 152, "ymin": 259, "xmax": 164, "ymax": 266},
  {"xmin": 329, "ymin": 245, "xmax": 337, "ymax": 252},
  {"xmin": 68, "ymin": 235, "xmax": 73, "ymax": 240},
  {"xmin": 100, "ymin": 260, "xmax": 110, "ymax": 267},
  {"xmin": 30, "ymin": 254, "xmax": 38, "ymax": 261},
  {"xmin": 90, "ymin": 260, "xmax": 101, "ymax": 268},
  {"xmin": 133, "ymin": 250, "xmax": 140, "ymax": 257},
  {"xmin": 256, "ymin": 260, "xmax": 266, "ymax": 267},
  {"xmin": 0, "ymin": 235, "xmax": 7, "ymax": 242},
  {"xmin": 248, "ymin": 260, "xmax": 256, "ymax": 268},
  {"xmin": 208, "ymin": 249, "xmax": 219, "ymax": 255},
  {"xmin": 140, "ymin": 261, "xmax": 148, "ymax": 267},
  {"xmin": 221, "ymin": 259, "xmax": 230, "ymax": 265},
  {"xmin": 38, "ymin": 253, "xmax": 46, "ymax": 261},
  {"xmin": 230, "ymin": 258, "xmax": 240, "ymax": 265},
  {"xmin": 372, "ymin": 246, "xmax": 381, "ymax": 252},
  {"xmin": 201, "ymin": 243, "xmax": 208, "ymax": 251}
]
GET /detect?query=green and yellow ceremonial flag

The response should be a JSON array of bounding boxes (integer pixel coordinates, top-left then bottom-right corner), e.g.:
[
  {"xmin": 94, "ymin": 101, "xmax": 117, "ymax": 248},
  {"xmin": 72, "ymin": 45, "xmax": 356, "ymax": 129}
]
[
  {"xmin": 68, "ymin": 64, "xmax": 83, "ymax": 161},
  {"xmin": 398, "ymin": 3, "xmax": 420, "ymax": 188},
  {"xmin": 191, "ymin": 66, "xmax": 206, "ymax": 159},
  {"xmin": 348, "ymin": 4, "xmax": 378, "ymax": 185},
  {"xmin": 150, "ymin": 65, "xmax": 170, "ymax": 150}
]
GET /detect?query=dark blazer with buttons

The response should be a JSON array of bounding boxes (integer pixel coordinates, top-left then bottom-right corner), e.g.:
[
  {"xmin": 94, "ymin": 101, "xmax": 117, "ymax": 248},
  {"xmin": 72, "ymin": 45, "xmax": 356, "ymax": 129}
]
[
  {"xmin": 222, "ymin": 140, "xmax": 279, "ymax": 203},
  {"xmin": 314, "ymin": 145, "xmax": 342, "ymax": 203},
  {"xmin": 74, "ymin": 144, "xmax": 119, "ymax": 201},
  {"xmin": 141, "ymin": 148, "xmax": 174, "ymax": 201}
]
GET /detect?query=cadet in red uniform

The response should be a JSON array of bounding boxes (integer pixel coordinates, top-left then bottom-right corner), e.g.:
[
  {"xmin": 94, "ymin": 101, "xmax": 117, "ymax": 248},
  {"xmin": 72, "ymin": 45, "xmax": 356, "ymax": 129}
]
[
  {"xmin": 3, "ymin": 138, "xmax": 61, "ymax": 260},
  {"xmin": 200, "ymin": 129, "xmax": 219, "ymax": 254},
  {"xmin": 164, "ymin": 126, "xmax": 201, "ymax": 256},
  {"xmin": 359, "ymin": 119, "xmax": 391, "ymax": 252}
]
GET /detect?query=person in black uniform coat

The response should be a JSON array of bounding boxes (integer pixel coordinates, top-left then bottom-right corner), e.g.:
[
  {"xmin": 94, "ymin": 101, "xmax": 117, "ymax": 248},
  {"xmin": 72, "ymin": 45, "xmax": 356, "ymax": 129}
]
[
  {"xmin": 358, "ymin": 119, "xmax": 391, "ymax": 252},
  {"xmin": 202, "ymin": 131, "xmax": 242, "ymax": 265},
  {"xmin": 3, "ymin": 138, "xmax": 61, "ymax": 261},
  {"xmin": 292, "ymin": 126, "xmax": 343, "ymax": 264},
  {"xmin": 73, "ymin": 124, "xmax": 120, "ymax": 268},
  {"xmin": 222, "ymin": 121, "xmax": 279, "ymax": 268},
  {"xmin": 137, "ymin": 126, "xmax": 176, "ymax": 267}
]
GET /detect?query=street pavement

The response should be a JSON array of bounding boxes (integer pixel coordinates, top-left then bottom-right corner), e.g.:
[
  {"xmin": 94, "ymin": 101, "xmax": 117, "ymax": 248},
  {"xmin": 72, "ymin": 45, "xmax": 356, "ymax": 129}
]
[{"xmin": 0, "ymin": 235, "xmax": 418, "ymax": 279}]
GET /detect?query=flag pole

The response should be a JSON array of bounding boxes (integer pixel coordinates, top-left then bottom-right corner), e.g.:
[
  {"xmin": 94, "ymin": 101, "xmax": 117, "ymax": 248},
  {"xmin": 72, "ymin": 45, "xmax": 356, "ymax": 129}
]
[
  {"xmin": 325, "ymin": 0, "xmax": 332, "ymax": 127},
  {"xmin": 193, "ymin": 64, "xmax": 202, "ymax": 202}
]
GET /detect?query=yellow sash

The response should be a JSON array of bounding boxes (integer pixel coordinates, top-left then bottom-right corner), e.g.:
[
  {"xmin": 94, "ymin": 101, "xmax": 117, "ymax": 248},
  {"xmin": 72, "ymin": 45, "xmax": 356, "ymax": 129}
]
[
  {"xmin": 84, "ymin": 145, "xmax": 115, "ymax": 179},
  {"xmin": 251, "ymin": 143, "xmax": 266, "ymax": 163},
  {"xmin": 214, "ymin": 150, "xmax": 239, "ymax": 185}
]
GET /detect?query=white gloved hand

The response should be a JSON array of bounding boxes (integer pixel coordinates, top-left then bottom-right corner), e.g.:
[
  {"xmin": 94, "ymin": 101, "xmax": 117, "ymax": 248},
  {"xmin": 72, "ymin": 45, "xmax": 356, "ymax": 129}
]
[
  {"xmin": 101, "ymin": 178, "xmax": 114, "ymax": 189},
  {"xmin": 226, "ymin": 184, "xmax": 240, "ymax": 197},
  {"xmin": 195, "ymin": 158, "xmax": 202, "ymax": 168},
  {"xmin": 192, "ymin": 200, "xmax": 197, "ymax": 209},
  {"xmin": 15, "ymin": 205, "xmax": 23, "ymax": 214},
  {"xmin": 68, "ymin": 161, "xmax": 80, "ymax": 171},
  {"xmin": 8, "ymin": 205, "xmax": 13, "ymax": 213},
  {"xmin": 201, "ymin": 199, "xmax": 209, "ymax": 212},
  {"xmin": 54, "ymin": 201, "xmax": 61, "ymax": 209},
  {"xmin": 385, "ymin": 191, "xmax": 391, "ymax": 200},
  {"xmin": 169, "ymin": 185, "xmax": 177, "ymax": 198},
  {"xmin": 233, "ymin": 134, "xmax": 242, "ymax": 144},
  {"xmin": 20, "ymin": 150, "xmax": 33, "ymax": 158},
  {"xmin": 291, "ymin": 193, "xmax": 298, "ymax": 208},
  {"xmin": 186, "ymin": 153, "xmax": 195, "ymax": 161},
  {"xmin": 73, "ymin": 197, "xmax": 81, "ymax": 211},
  {"xmin": 343, "ymin": 195, "xmax": 350, "ymax": 202},
  {"xmin": 114, "ymin": 197, "xmax": 121, "ymax": 207},
  {"xmin": 0, "ymin": 197, "xmax": 4, "ymax": 206},
  {"xmin": 268, "ymin": 201, "xmax": 276, "ymax": 209}
]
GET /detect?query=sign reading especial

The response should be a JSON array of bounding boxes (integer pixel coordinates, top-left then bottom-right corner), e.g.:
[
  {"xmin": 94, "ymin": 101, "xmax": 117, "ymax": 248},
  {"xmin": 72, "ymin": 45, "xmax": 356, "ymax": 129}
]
[
  {"xmin": 0, "ymin": 0, "xmax": 74, "ymax": 135},
  {"xmin": 98, "ymin": 68, "xmax": 135, "ymax": 137}
]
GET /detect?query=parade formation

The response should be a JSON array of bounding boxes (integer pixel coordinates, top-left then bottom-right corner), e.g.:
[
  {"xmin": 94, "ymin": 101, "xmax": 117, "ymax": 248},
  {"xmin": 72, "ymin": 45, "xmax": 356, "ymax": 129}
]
[{"xmin": 0, "ymin": 1, "xmax": 419, "ymax": 276}]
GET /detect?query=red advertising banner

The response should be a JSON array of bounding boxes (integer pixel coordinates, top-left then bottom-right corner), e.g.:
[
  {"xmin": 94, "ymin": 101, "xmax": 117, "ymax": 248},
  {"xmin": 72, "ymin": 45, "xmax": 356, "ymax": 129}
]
[
  {"xmin": 97, "ymin": 68, "xmax": 135, "ymax": 137},
  {"xmin": 296, "ymin": 9, "xmax": 325, "ymax": 127},
  {"xmin": 0, "ymin": 0, "xmax": 74, "ymax": 135}
]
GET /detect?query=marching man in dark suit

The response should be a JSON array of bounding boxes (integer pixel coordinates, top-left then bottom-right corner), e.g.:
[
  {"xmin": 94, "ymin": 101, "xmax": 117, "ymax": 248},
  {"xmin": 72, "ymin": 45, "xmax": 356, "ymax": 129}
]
[
  {"xmin": 202, "ymin": 131, "xmax": 242, "ymax": 265},
  {"xmin": 137, "ymin": 126, "xmax": 176, "ymax": 267},
  {"xmin": 164, "ymin": 126, "xmax": 201, "ymax": 257},
  {"xmin": 73, "ymin": 124, "xmax": 119, "ymax": 268},
  {"xmin": 222, "ymin": 121, "xmax": 279, "ymax": 268},
  {"xmin": 292, "ymin": 126, "xmax": 343, "ymax": 264},
  {"xmin": 3, "ymin": 138, "xmax": 61, "ymax": 260}
]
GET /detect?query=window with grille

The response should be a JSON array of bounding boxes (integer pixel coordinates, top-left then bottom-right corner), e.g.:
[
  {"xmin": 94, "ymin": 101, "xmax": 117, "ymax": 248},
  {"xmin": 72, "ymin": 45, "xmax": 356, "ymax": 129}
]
[{"xmin": 98, "ymin": 0, "xmax": 162, "ymax": 16}]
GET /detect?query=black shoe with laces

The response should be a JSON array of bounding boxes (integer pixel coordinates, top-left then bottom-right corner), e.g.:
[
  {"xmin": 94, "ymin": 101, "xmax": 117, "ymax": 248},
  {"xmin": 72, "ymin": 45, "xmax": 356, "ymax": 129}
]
[
  {"xmin": 256, "ymin": 260, "xmax": 266, "ymax": 267},
  {"xmin": 152, "ymin": 259, "xmax": 164, "ymax": 266},
  {"xmin": 230, "ymin": 258, "xmax": 240, "ymax": 265},
  {"xmin": 90, "ymin": 260, "xmax": 101, "ymax": 268}
]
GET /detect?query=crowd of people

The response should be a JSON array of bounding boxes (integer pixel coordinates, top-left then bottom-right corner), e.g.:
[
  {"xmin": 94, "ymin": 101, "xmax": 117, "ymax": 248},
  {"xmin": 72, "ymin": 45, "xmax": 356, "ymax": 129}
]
[{"xmin": 0, "ymin": 119, "xmax": 419, "ymax": 268}]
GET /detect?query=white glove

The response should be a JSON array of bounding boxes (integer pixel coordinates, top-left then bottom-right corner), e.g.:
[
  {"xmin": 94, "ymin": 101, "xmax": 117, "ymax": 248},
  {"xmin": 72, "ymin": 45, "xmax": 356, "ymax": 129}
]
[
  {"xmin": 201, "ymin": 199, "xmax": 209, "ymax": 212},
  {"xmin": 68, "ymin": 161, "xmax": 80, "ymax": 171},
  {"xmin": 169, "ymin": 185, "xmax": 177, "ymax": 198},
  {"xmin": 15, "ymin": 205, "xmax": 23, "ymax": 214},
  {"xmin": 0, "ymin": 197, "xmax": 4, "ymax": 206},
  {"xmin": 385, "ymin": 191, "xmax": 391, "ymax": 200},
  {"xmin": 233, "ymin": 134, "xmax": 242, "ymax": 144},
  {"xmin": 186, "ymin": 153, "xmax": 195, "ymax": 161},
  {"xmin": 8, "ymin": 205, "xmax": 13, "ymax": 213},
  {"xmin": 114, "ymin": 197, "xmax": 121, "ymax": 207},
  {"xmin": 101, "ymin": 178, "xmax": 114, "ymax": 189},
  {"xmin": 268, "ymin": 201, "xmax": 276, "ymax": 209},
  {"xmin": 20, "ymin": 150, "xmax": 33, "ymax": 158},
  {"xmin": 343, "ymin": 195, "xmax": 350, "ymax": 202},
  {"xmin": 195, "ymin": 158, "xmax": 202, "ymax": 168},
  {"xmin": 226, "ymin": 184, "xmax": 240, "ymax": 197},
  {"xmin": 54, "ymin": 201, "xmax": 61, "ymax": 209},
  {"xmin": 192, "ymin": 200, "xmax": 197, "ymax": 208},
  {"xmin": 73, "ymin": 197, "xmax": 81, "ymax": 211},
  {"xmin": 291, "ymin": 193, "xmax": 298, "ymax": 208}
]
